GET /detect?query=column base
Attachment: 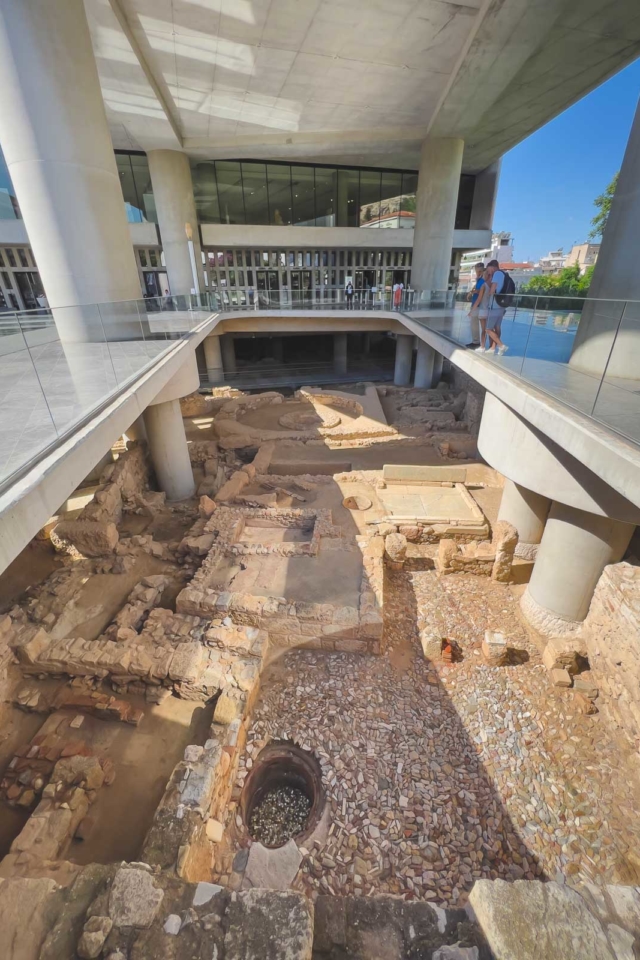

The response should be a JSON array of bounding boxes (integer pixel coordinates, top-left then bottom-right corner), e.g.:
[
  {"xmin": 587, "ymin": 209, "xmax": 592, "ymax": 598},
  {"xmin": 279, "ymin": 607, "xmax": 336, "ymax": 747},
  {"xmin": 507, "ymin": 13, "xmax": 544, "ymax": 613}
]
[{"xmin": 520, "ymin": 588, "xmax": 582, "ymax": 637}]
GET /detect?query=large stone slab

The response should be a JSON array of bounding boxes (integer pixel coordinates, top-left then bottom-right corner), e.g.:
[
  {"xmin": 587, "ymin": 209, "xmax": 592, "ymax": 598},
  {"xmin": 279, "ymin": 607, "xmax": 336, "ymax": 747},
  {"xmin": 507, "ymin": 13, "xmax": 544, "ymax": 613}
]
[
  {"xmin": 225, "ymin": 890, "xmax": 313, "ymax": 960},
  {"xmin": 382, "ymin": 464, "xmax": 467, "ymax": 483},
  {"xmin": 468, "ymin": 880, "xmax": 615, "ymax": 960},
  {"xmin": 108, "ymin": 867, "xmax": 164, "ymax": 928},
  {"xmin": 244, "ymin": 838, "xmax": 303, "ymax": 891},
  {"xmin": 0, "ymin": 877, "xmax": 59, "ymax": 960}
]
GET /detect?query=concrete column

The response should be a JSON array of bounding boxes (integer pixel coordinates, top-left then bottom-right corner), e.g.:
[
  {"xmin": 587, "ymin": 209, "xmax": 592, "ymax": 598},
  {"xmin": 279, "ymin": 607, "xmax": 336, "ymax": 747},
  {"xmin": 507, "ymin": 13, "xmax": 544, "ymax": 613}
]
[
  {"xmin": 0, "ymin": 0, "xmax": 141, "ymax": 340},
  {"xmin": 143, "ymin": 400, "xmax": 195, "ymax": 501},
  {"xmin": 333, "ymin": 332, "xmax": 348, "ymax": 376},
  {"xmin": 570, "ymin": 98, "xmax": 640, "ymax": 380},
  {"xmin": 272, "ymin": 338, "xmax": 284, "ymax": 363},
  {"xmin": 147, "ymin": 150, "xmax": 204, "ymax": 297},
  {"xmin": 394, "ymin": 334, "xmax": 413, "ymax": 386},
  {"xmin": 498, "ymin": 479, "xmax": 551, "ymax": 559},
  {"xmin": 221, "ymin": 336, "xmax": 237, "ymax": 375},
  {"xmin": 432, "ymin": 352, "xmax": 444, "ymax": 387},
  {"xmin": 412, "ymin": 137, "xmax": 464, "ymax": 294},
  {"xmin": 522, "ymin": 502, "xmax": 634, "ymax": 635},
  {"xmin": 469, "ymin": 161, "xmax": 501, "ymax": 230},
  {"xmin": 203, "ymin": 335, "xmax": 223, "ymax": 383},
  {"xmin": 414, "ymin": 341, "xmax": 436, "ymax": 388},
  {"xmin": 363, "ymin": 333, "xmax": 371, "ymax": 355},
  {"xmin": 125, "ymin": 415, "xmax": 147, "ymax": 444}
]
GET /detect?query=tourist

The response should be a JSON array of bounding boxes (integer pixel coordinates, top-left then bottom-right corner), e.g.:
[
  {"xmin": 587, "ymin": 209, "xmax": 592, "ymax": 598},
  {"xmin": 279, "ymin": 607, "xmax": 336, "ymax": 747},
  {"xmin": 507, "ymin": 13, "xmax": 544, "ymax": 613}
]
[
  {"xmin": 393, "ymin": 280, "xmax": 404, "ymax": 310},
  {"xmin": 345, "ymin": 280, "xmax": 354, "ymax": 309},
  {"xmin": 483, "ymin": 259, "xmax": 509, "ymax": 356},
  {"xmin": 474, "ymin": 268, "xmax": 492, "ymax": 352},
  {"xmin": 467, "ymin": 261, "xmax": 485, "ymax": 346}
]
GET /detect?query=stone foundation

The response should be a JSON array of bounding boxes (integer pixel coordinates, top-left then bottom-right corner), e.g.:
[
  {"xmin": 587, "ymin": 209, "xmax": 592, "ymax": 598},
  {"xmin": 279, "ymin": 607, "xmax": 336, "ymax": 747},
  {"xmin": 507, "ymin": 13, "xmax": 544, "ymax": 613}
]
[{"xmin": 435, "ymin": 522, "xmax": 518, "ymax": 581}]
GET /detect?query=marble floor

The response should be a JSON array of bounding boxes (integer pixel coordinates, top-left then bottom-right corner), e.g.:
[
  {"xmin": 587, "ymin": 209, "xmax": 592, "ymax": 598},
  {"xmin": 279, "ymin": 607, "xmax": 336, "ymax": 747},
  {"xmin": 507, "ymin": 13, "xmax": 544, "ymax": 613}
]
[{"xmin": 410, "ymin": 308, "xmax": 640, "ymax": 447}]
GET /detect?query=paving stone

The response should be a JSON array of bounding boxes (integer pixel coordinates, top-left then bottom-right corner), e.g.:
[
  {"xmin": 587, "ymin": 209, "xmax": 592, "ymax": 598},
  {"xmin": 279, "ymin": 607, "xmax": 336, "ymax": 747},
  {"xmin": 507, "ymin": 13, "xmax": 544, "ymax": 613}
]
[
  {"xmin": 244, "ymin": 839, "xmax": 303, "ymax": 890},
  {"xmin": 225, "ymin": 890, "xmax": 313, "ymax": 960},
  {"xmin": 108, "ymin": 867, "xmax": 164, "ymax": 928}
]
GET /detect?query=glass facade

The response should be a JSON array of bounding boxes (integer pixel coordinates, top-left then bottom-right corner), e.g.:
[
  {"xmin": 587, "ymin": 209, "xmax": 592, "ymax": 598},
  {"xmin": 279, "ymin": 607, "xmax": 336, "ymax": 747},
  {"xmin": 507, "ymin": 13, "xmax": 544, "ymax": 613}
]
[
  {"xmin": 0, "ymin": 147, "xmax": 476, "ymax": 231},
  {"xmin": 115, "ymin": 152, "xmax": 157, "ymax": 223},
  {"xmin": 192, "ymin": 160, "xmax": 475, "ymax": 230},
  {"xmin": 0, "ymin": 150, "xmax": 20, "ymax": 220}
]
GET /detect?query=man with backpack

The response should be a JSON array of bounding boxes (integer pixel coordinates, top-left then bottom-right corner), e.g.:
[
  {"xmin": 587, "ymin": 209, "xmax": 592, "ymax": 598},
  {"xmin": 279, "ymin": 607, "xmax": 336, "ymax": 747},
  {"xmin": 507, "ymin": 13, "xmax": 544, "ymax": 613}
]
[{"xmin": 484, "ymin": 259, "xmax": 515, "ymax": 356}]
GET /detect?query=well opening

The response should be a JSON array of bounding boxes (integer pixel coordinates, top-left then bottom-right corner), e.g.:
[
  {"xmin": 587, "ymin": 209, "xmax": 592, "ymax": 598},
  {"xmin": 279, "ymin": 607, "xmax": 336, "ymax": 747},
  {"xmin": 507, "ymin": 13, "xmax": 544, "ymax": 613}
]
[{"xmin": 240, "ymin": 740, "xmax": 325, "ymax": 848}]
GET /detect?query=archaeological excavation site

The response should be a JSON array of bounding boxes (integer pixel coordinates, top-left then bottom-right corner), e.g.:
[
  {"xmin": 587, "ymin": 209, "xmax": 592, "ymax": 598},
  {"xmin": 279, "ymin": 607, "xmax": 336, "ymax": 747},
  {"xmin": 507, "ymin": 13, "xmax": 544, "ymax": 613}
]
[{"xmin": 1, "ymin": 373, "xmax": 640, "ymax": 960}]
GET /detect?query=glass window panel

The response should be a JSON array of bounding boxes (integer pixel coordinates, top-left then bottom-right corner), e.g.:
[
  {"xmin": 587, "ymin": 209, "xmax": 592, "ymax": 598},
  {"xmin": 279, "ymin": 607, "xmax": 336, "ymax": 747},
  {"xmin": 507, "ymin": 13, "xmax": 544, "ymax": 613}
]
[
  {"xmin": 330, "ymin": 251, "xmax": 336, "ymax": 267},
  {"xmin": 216, "ymin": 161, "xmax": 245, "ymax": 224},
  {"xmin": 339, "ymin": 250, "xmax": 345, "ymax": 267},
  {"xmin": 279, "ymin": 251, "xmax": 286, "ymax": 267},
  {"xmin": 263, "ymin": 251, "xmax": 269, "ymax": 265},
  {"xmin": 229, "ymin": 270, "xmax": 236, "ymax": 286},
  {"xmin": 130, "ymin": 154, "xmax": 156, "ymax": 223},
  {"xmin": 226, "ymin": 250, "xmax": 234, "ymax": 267},
  {"xmin": 191, "ymin": 161, "xmax": 220, "ymax": 224},
  {"xmin": 337, "ymin": 169, "xmax": 359, "ymax": 227},
  {"xmin": 267, "ymin": 164, "xmax": 293, "ymax": 225},
  {"xmin": 17, "ymin": 248, "xmax": 28, "ymax": 267},
  {"xmin": 355, "ymin": 251, "xmax": 361, "ymax": 267},
  {"xmin": 238, "ymin": 270, "xmax": 244, "ymax": 286},
  {"xmin": 314, "ymin": 167, "xmax": 337, "ymax": 226},
  {"xmin": 139, "ymin": 250, "xmax": 148, "ymax": 267},
  {"xmin": 386, "ymin": 251, "xmax": 392, "ymax": 266},
  {"xmin": 242, "ymin": 161, "xmax": 269, "ymax": 225},
  {"xmin": 149, "ymin": 250, "xmax": 158, "ymax": 267},
  {"xmin": 347, "ymin": 251, "xmax": 353, "ymax": 267},
  {"xmin": 455, "ymin": 174, "xmax": 475, "ymax": 229},
  {"xmin": 291, "ymin": 165, "xmax": 315, "ymax": 225},
  {"xmin": 305, "ymin": 252, "xmax": 311, "ymax": 267},
  {"xmin": 217, "ymin": 251, "xmax": 224, "ymax": 266},
  {"xmin": 2, "ymin": 271, "xmax": 11, "ymax": 287},
  {"xmin": 270, "ymin": 251, "xmax": 277, "ymax": 267},
  {"xmin": 0, "ymin": 148, "xmax": 20, "ymax": 219},
  {"xmin": 6, "ymin": 248, "xmax": 16, "ymax": 267},
  {"xmin": 219, "ymin": 270, "xmax": 227, "ymax": 286},
  {"xmin": 116, "ymin": 154, "xmax": 141, "ymax": 222},
  {"xmin": 400, "ymin": 172, "xmax": 418, "ymax": 228},
  {"xmin": 0, "ymin": 250, "xmax": 4, "ymax": 267},
  {"xmin": 358, "ymin": 170, "xmax": 381, "ymax": 228},
  {"xmin": 236, "ymin": 250, "xmax": 243, "ymax": 266},
  {"xmin": 322, "ymin": 251, "xmax": 328, "ymax": 267},
  {"xmin": 379, "ymin": 171, "xmax": 402, "ymax": 228},
  {"xmin": 297, "ymin": 252, "xmax": 303, "ymax": 267},
  {"xmin": 288, "ymin": 251, "xmax": 295, "ymax": 266}
]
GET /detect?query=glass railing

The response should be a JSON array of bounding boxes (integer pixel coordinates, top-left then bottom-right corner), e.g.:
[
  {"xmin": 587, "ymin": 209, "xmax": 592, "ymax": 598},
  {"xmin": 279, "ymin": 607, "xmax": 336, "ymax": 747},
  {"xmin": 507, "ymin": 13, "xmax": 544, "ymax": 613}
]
[
  {"xmin": 0, "ymin": 294, "xmax": 214, "ymax": 488},
  {"xmin": 206, "ymin": 288, "xmax": 427, "ymax": 312},
  {"xmin": 403, "ymin": 293, "xmax": 640, "ymax": 448}
]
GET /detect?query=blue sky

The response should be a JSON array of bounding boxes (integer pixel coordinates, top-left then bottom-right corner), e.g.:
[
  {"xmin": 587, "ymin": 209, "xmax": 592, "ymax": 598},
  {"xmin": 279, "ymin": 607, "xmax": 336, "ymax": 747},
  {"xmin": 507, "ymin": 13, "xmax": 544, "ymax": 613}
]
[{"xmin": 494, "ymin": 58, "xmax": 640, "ymax": 263}]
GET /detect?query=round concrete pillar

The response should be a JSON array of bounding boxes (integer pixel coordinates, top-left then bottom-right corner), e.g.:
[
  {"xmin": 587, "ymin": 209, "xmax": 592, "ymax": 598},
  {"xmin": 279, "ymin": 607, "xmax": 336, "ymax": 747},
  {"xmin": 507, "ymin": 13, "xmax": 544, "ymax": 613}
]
[
  {"xmin": 0, "ymin": 0, "xmax": 141, "ymax": 339},
  {"xmin": 143, "ymin": 400, "xmax": 195, "ymax": 501},
  {"xmin": 522, "ymin": 502, "xmax": 634, "ymax": 635},
  {"xmin": 394, "ymin": 335, "xmax": 413, "ymax": 386},
  {"xmin": 333, "ymin": 333, "xmax": 348, "ymax": 376},
  {"xmin": 204, "ymin": 335, "xmax": 223, "ymax": 384},
  {"xmin": 432, "ymin": 352, "xmax": 444, "ymax": 386},
  {"xmin": 414, "ymin": 341, "xmax": 436, "ymax": 388},
  {"xmin": 498, "ymin": 479, "xmax": 551, "ymax": 559},
  {"xmin": 147, "ymin": 150, "xmax": 204, "ymax": 297},
  {"xmin": 221, "ymin": 336, "xmax": 237, "ymax": 375},
  {"xmin": 412, "ymin": 137, "xmax": 464, "ymax": 293}
]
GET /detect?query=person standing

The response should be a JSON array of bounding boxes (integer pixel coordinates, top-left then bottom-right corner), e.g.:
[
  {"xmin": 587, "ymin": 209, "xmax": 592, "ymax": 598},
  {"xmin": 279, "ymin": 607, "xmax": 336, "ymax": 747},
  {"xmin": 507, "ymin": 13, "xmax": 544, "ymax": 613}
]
[
  {"xmin": 483, "ymin": 259, "xmax": 510, "ymax": 355},
  {"xmin": 393, "ymin": 280, "xmax": 404, "ymax": 310},
  {"xmin": 467, "ymin": 261, "xmax": 485, "ymax": 345},
  {"xmin": 345, "ymin": 280, "xmax": 354, "ymax": 309}
]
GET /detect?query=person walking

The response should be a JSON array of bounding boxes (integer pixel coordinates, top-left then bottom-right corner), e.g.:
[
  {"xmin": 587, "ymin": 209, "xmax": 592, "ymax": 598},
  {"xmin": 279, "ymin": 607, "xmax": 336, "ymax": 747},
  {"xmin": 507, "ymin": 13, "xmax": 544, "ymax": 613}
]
[
  {"xmin": 393, "ymin": 280, "xmax": 404, "ymax": 310},
  {"xmin": 482, "ymin": 259, "xmax": 512, "ymax": 356},
  {"xmin": 467, "ymin": 261, "xmax": 485, "ymax": 346},
  {"xmin": 345, "ymin": 280, "xmax": 354, "ymax": 309},
  {"xmin": 474, "ymin": 267, "xmax": 492, "ymax": 352}
]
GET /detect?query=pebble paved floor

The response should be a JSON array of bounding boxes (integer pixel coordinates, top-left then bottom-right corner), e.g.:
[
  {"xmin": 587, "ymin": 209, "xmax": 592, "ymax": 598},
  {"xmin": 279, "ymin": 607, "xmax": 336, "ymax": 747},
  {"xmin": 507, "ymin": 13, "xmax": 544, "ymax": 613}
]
[{"xmin": 237, "ymin": 566, "xmax": 640, "ymax": 906}]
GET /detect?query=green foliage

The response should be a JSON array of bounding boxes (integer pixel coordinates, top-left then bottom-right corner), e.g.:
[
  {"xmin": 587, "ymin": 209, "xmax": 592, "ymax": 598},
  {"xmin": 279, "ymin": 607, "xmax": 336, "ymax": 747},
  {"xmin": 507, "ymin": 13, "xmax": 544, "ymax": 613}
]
[
  {"xmin": 520, "ymin": 264, "xmax": 593, "ymax": 305},
  {"xmin": 589, "ymin": 172, "xmax": 618, "ymax": 240}
]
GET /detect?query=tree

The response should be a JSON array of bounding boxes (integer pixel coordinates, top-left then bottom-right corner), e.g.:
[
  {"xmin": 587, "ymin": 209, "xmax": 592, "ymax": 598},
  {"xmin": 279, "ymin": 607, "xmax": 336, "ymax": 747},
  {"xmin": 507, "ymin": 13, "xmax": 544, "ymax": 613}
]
[{"xmin": 589, "ymin": 172, "xmax": 618, "ymax": 240}]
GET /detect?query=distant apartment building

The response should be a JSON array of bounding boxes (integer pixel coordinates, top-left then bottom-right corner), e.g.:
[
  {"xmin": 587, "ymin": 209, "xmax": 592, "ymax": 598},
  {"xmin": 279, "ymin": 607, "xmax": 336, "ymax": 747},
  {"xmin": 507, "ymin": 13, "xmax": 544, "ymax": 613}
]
[
  {"xmin": 459, "ymin": 231, "xmax": 514, "ymax": 276},
  {"xmin": 538, "ymin": 249, "xmax": 566, "ymax": 274},
  {"xmin": 564, "ymin": 242, "xmax": 600, "ymax": 273}
]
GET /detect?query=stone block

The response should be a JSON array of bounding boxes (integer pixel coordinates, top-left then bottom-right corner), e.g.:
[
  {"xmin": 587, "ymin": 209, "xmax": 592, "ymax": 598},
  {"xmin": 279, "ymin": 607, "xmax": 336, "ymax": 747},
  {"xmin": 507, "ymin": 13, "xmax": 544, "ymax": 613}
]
[
  {"xmin": 214, "ymin": 693, "xmax": 244, "ymax": 725},
  {"xmin": 482, "ymin": 631, "xmax": 508, "ymax": 667},
  {"xmin": 574, "ymin": 675, "xmax": 599, "ymax": 699},
  {"xmin": 245, "ymin": 839, "xmax": 303, "ymax": 891},
  {"xmin": 542, "ymin": 636, "xmax": 588, "ymax": 675},
  {"xmin": 468, "ymin": 879, "xmax": 614, "ymax": 960},
  {"xmin": 206, "ymin": 818, "xmax": 225, "ymax": 843},
  {"xmin": 550, "ymin": 668, "xmax": 573, "ymax": 687},
  {"xmin": 382, "ymin": 464, "xmax": 467, "ymax": 483},
  {"xmin": 77, "ymin": 916, "xmax": 113, "ymax": 959},
  {"xmin": 55, "ymin": 520, "xmax": 119, "ymax": 557},
  {"xmin": 384, "ymin": 533, "xmax": 407, "ymax": 566},
  {"xmin": 14, "ymin": 628, "xmax": 50, "ymax": 666},
  {"xmin": 225, "ymin": 890, "xmax": 313, "ymax": 960},
  {"xmin": 420, "ymin": 632, "xmax": 444, "ymax": 661},
  {"xmin": 108, "ymin": 867, "xmax": 164, "ymax": 928}
]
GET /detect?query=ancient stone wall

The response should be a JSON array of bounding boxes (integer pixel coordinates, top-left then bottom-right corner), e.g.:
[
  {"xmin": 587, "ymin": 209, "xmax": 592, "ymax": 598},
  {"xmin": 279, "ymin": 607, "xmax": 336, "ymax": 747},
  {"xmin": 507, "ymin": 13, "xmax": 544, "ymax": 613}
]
[{"xmin": 581, "ymin": 562, "xmax": 640, "ymax": 747}]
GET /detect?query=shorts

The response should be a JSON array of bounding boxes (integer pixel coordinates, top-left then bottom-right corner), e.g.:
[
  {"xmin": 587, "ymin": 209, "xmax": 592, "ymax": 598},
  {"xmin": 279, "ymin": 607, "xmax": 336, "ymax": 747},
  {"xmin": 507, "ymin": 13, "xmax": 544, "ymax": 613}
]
[{"xmin": 486, "ymin": 306, "xmax": 505, "ymax": 330}]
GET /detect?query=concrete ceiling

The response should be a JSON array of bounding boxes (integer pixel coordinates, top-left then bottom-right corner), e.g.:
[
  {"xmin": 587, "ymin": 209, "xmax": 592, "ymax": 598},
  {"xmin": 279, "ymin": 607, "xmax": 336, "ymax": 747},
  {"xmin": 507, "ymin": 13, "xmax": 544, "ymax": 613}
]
[{"xmin": 84, "ymin": 0, "xmax": 640, "ymax": 172}]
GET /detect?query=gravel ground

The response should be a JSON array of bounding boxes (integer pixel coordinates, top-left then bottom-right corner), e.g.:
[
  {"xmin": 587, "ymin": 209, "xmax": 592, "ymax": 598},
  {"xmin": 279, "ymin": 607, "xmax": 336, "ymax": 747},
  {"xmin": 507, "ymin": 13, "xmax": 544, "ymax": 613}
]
[{"xmin": 233, "ymin": 567, "xmax": 640, "ymax": 906}]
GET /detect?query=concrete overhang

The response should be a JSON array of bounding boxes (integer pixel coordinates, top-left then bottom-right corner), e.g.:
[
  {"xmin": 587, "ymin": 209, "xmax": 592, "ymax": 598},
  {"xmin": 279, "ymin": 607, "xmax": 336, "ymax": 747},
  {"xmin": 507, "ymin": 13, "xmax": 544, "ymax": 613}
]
[
  {"xmin": 212, "ymin": 312, "xmax": 407, "ymax": 336},
  {"xmin": 0, "ymin": 313, "xmax": 220, "ymax": 572},
  {"xmin": 200, "ymin": 225, "xmax": 491, "ymax": 251},
  {"xmin": 398, "ymin": 312, "xmax": 640, "ymax": 513}
]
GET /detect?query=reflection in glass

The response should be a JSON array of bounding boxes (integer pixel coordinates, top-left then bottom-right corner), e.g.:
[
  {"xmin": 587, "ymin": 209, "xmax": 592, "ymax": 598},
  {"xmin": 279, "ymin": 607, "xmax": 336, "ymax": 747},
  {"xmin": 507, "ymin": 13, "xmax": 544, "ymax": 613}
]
[
  {"xmin": 399, "ymin": 172, "xmax": 418, "ymax": 229},
  {"xmin": 292, "ymin": 166, "xmax": 315, "ymax": 225},
  {"xmin": 359, "ymin": 170, "xmax": 381, "ymax": 228},
  {"xmin": 267, "ymin": 164, "xmax": 293, "ymax": 225},
  {"xmin": 0, "ymin": 148, "xmax": 20, "ymax": 219},
  {"xmin": 314, "ymin": 167, "xmax": 337, "ymax": 226},
  {"xmin": 379, "ymin": 171, "xmax": 402, "ymax": 228},
  {"xmin": 192, "ymin": 161, "xmax": 220, "ymax": 223},
  {"xmin": 216, "ymin": 161, "xmax": 245, "ymax": 224},
  {"xmin": 337, "ymin": 169, "xmax": 359, "ymax": 227},
  {"xmin": 242, "ymin": 162, "xmax": 269, "ymax": 225}
]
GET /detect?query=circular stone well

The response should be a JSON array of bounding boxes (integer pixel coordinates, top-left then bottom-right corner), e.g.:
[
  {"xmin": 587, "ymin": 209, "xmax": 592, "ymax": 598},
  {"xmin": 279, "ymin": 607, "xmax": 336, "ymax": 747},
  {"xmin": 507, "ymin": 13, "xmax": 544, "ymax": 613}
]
[
  {"xmin": 240, "ymin": 741, "xmax": 325, "ymax": 848},
  {"xmin": 342, "ymin": 495, "xmax": 372, "ymax": 511}
]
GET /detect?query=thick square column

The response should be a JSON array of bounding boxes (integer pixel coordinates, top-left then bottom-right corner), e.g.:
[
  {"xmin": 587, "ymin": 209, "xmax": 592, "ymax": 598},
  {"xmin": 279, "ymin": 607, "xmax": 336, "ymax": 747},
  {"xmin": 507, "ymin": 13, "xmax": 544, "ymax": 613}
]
[
  {"xmin": 204, "ymin": 335, "xmax": 224, "ymax": 383},
  {"xmin": 394, "ymin": 335, "xmax": 413, "ymax": 386},
  {"xmin": 411, "ymin": 137, "xmax": 464, "ymax": 294}
]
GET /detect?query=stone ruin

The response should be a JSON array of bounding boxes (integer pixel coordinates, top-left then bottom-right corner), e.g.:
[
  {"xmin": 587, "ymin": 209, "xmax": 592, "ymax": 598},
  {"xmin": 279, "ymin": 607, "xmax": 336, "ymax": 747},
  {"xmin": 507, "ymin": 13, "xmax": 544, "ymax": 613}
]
[{"xmin": 1, "ymin": 382, "xmax": 640, "ymax": 959}]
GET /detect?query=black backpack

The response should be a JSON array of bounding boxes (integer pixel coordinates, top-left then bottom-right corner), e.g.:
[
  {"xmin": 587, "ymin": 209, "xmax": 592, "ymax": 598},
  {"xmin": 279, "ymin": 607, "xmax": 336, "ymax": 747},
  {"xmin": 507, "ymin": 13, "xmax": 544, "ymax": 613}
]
[{"xmin": 495, "ymin": 271, "xmax": 515, "ymax": 307}]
